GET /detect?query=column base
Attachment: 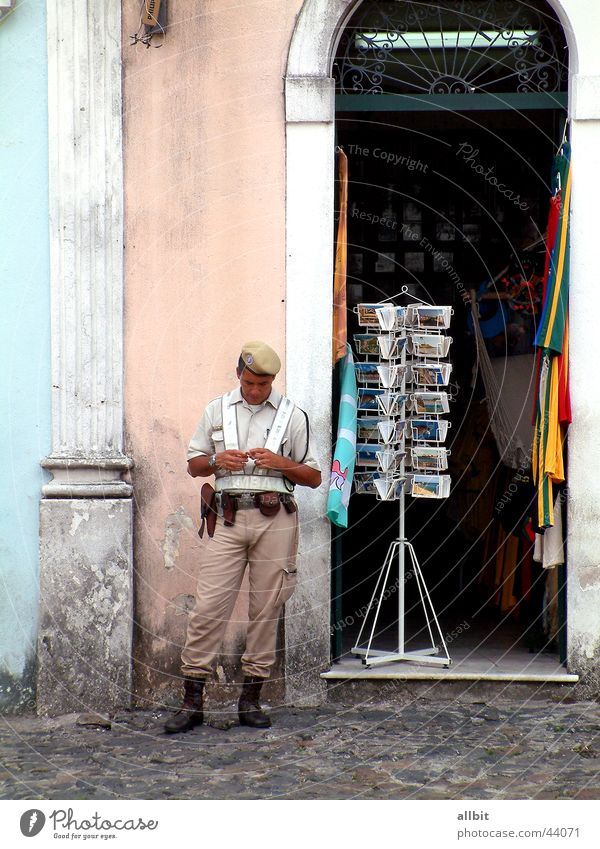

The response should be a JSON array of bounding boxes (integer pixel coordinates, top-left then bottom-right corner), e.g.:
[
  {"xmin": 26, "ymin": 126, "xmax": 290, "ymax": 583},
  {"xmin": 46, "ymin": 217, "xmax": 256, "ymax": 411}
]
[{"xmin": 37, "ymin": 498, "xmax": 133, "ymax": 716}]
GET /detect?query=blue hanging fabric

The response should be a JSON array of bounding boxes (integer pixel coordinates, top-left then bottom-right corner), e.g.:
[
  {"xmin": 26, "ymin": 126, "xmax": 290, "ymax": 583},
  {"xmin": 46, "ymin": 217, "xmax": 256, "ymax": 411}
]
[{"xmin": 327, "ymin": 344, "xmax": 357, "ymax": 528}]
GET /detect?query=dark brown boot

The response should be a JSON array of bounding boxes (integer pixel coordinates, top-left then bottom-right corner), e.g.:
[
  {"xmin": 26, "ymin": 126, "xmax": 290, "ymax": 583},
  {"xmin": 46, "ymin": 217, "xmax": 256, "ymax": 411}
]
[
  {"xmin": 238, "ymin": 676, "xmax": 271, "ymax": 728},
  {"xmin": 164, "ymin": 677, "xmax": 205, "ymax": 734}
]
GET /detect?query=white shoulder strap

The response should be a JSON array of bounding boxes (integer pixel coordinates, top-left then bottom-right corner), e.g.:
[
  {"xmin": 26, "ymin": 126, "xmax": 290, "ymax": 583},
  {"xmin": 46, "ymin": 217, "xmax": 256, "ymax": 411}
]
[
  {"xmin": 222, "ymin": 392, "xmax": 295, "ymax": 454},
  {"xmin": 221, "ymin": 392, "xmax": 239, "ymax": 450},
  {"xmin": 264, "ymin": 396, "xmax": 295, "ymax": 453}
]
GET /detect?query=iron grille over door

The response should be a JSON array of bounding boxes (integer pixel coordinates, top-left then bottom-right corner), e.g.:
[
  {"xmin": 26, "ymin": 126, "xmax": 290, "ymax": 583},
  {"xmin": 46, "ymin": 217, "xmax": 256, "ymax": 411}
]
[{"xmin": 334, "ymin": 0, "xmax": 567, "ymax": 96}]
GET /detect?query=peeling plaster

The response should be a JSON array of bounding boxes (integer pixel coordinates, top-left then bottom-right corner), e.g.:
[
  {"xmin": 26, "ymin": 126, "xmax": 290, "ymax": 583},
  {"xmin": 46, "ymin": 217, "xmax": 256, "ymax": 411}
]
[
  {"xmin": 578, "ymin": 566, "xmax": 600, "ymax": 590},
  {"xmin": 69, "ymin": 509, "xmax": 90, "ymax": 536},
  {"xmin": 167, "ymin": 593, "xmax": 195, "ymax": 616},
  {"xmin": 162, "ymin": 507, "xmax": 194, "ymax": 570}
]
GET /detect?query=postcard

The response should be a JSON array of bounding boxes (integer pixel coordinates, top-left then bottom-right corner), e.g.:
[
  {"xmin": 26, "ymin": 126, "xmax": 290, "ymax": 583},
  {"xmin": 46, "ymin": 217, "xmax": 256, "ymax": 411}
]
[
  {"xmin": 376, "ymin": 448, "xmax": 404, "ymax": 473},
  {"xmin": 377, "ymin": 392, "xmax": 408, "ymax": 416},
  {"xmin": 410, "ymin": 418, "xmax": 450, "ymax": 443},
  {"xmin": 411, "ymin": 392, "xmax": 450, "ymax": 415},
  {"xmin": 375, "ymin": 304, "xmax": 406, "ymax": 331},
  {"xmin": 354, "ymin": 471, "xmax": 380, "ymax": 495},
  {"xmin": 356, "ymin": 443, "xmax": 383, "ymax": 466},
  {"xmin": 374, "ymin": 476, "xmax": 406, "ymax": 501},
  {"xmin": 410, "ymin": 362, "xmax": 452, "ymax": 386},
  {"xmin": 376, "ymin": 363, "xmax": 406, "ymax": 388},
  {"xmin": 358, "ymin": 388, "xmax": 384, "ymax": 410},
  {"xmin": 354, "ymin": 334, "xmax": 380, "ymax": 356},
  {"xmin": 377, "ymin": 334, "xmax": 407, "ymax": 359},
  {"xmin": 407, "ymin": 305, "xmax": 452, "ymax": 330},
  {"xmin": 410, "ymin": 419, "xmax": 440, "ymax": 442},
  {"xmin": 357, "ymin": 417, "xmax": 382, "ymax": 441},
  {"xmin": 411, "ymin": 474, "xmax": 451, "ymax": 499},
  {"xmin": 378, "ymin": 419, "xmax": 406, "ymax": 444},
  {"xmin": 410, "ymin": 447, "xmax": 449, "ymax": 471},
  {"xmin": 354, "ymin": 362, "xmax": 381, "ymax": 384},
  {"xmin": 409, "ymin": 334, "xmax": 452, "ymax": 358},
  {"xmin": 356, "ymin": 303, "xmax": 383, "ymax": 327}
]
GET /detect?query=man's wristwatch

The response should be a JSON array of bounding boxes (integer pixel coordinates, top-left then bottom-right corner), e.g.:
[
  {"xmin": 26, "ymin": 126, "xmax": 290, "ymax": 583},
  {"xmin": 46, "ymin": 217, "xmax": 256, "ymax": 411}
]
[{"xmin": 208, "ymin": 453, "xmax": 218, "ymax": 469}]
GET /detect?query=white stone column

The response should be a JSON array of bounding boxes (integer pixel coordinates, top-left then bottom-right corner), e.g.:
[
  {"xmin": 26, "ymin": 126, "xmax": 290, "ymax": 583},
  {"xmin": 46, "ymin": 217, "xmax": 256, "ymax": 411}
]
[
  {"xmin": 283, "ymin": 1, "xmax": 357, "ymax": 705},
  {"xmin": 566, "ymin": 74, "xmax": 600, "ymax": 688},
  {"xmin": 284, "ymin": 74, "xmax": 336, "ymax": 705},
  {"xmin": 38, "ymin": 0, "xmax": 133, "ymax": 715}
]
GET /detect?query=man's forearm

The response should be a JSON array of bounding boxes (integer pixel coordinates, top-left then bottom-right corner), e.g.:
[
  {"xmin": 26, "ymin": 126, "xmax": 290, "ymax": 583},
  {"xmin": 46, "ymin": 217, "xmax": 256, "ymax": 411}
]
[
  {"xmin": 187, "ymin": 455, "xmax": 214, "ymax": 478},
  {"xmin": 188, "ymin": 455, "xmax": 321, "ymax": 488},
  {"xmin": 278, "ymin": 462, "xmax": 321, "ymax": 489}
]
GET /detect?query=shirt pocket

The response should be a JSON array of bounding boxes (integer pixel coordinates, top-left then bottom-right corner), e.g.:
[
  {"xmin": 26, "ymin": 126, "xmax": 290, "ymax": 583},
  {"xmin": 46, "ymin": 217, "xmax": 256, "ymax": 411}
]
[{"xmin": 211, "ymin": 429, "xmax": 225, "ymax": 452}]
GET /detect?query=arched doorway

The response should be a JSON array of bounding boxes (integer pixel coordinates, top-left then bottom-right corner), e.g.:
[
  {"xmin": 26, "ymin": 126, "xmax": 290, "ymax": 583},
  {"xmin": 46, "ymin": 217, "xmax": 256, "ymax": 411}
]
[
  {"xmin": 332, "ymin": 0, "xmax": 570, "ymax": 677},
  {"xmin": 284, "ymin": 0, "xmax": 600, "ymax": 697}
]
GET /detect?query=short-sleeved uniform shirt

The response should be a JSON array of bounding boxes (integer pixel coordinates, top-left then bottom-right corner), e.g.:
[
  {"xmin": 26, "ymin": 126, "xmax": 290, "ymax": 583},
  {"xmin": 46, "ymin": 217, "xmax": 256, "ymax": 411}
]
[{"xmin": 187, "ymin": 386, "xmax": 320, "ymax": 490}]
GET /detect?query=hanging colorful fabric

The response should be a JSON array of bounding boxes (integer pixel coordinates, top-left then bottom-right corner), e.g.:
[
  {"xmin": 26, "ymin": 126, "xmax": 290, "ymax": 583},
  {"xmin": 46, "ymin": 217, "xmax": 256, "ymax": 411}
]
[
  {"xmin": 327, "ymin": 344, "xmax": 357, "ymax": 528},
  {"xmin": 532, "ymin": 141, "xmax": 571, "ymax": 529}
]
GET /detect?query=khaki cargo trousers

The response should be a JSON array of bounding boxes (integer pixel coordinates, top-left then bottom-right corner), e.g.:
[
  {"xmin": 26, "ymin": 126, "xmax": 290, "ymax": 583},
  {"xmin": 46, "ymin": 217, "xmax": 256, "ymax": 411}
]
[{"xmin": 181, "ymin": 505, "xmax": 299, "ymax": 680}]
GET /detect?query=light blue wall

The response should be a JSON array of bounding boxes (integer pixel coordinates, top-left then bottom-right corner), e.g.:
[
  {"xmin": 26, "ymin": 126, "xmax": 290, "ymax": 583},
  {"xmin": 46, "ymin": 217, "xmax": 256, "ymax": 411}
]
[{"xmin": 0, "ymin": 0, "xmax": 50, "ymax": 712}]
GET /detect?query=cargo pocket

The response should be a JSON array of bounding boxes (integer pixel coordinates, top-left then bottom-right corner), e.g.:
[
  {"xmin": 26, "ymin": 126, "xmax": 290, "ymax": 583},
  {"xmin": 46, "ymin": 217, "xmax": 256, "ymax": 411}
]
[{"xmin": 274, "ymin": 568, "xmax": 297, "ymax": 608}]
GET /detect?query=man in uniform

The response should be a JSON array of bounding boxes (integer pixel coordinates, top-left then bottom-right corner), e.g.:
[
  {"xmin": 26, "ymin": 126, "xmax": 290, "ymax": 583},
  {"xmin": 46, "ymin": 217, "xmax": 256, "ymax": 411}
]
[{"xmin": 165, "ymin": 341, "xmax": 321, "ymax": 734}]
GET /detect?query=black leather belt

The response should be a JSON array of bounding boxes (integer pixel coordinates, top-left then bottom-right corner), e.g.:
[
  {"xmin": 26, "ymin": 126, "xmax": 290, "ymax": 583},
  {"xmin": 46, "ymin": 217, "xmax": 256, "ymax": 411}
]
[{"xmin": 216, "ymin": 492, "xmax": 295, "ymax": 510}]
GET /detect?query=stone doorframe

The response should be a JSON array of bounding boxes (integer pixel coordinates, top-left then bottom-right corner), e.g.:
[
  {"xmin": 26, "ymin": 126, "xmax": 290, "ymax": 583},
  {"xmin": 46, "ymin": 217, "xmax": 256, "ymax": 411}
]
[{"xmin": 284, "ymin": 0, "xmax": 600, "ymax": 695}]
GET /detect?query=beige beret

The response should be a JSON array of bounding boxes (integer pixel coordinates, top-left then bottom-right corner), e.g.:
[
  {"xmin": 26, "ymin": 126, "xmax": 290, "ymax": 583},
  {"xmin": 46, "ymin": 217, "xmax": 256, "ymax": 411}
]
[{"xmin": 240, "ymin": 341, "xmax": 281, "ymax": 376}]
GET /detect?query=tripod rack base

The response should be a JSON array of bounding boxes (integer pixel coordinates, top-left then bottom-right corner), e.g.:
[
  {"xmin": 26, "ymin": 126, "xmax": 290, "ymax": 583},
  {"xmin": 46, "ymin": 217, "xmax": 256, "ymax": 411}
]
[
  {"xmin": 351, "ymin": 646, "xmax": 452, "ymax": 668},
  {"xmin": 350, "ymin": 536, "xmax": 452, "ymax": 670}
]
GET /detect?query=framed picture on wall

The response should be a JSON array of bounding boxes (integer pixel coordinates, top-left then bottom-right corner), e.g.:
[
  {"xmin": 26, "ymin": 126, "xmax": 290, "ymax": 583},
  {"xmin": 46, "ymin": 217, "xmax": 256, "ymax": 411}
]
[
  {"xmin": 403, "ymin": 222, "xmax": 422, "ymax": 241},
  {"xmin": 463, "ymin": 223, "xmax": 481, "ymax": 243},
  {"xmin": 433, "ymin": 251, "xmax": 453, "ymax": 272},
  {"xmin": 349, "ymin": 252, "xmax": 364, "ymax": 275},
  {"xmin": 375, "ymin": 252, "xmax": 395, "ymax": 273},
  {"xmin": 404, "ymin": 252, "xmax": 425, "ymax": 273},
  {"xmin": 436, "ymin": 220, "xmax": 455, "ymax": 241}
]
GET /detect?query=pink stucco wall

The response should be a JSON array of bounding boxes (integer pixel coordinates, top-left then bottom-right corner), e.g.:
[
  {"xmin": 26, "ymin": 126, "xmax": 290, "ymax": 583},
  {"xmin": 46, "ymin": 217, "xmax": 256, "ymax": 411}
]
[{"xmin": 122, "ymin": 0, "xmax": 304, "ymax": 700}]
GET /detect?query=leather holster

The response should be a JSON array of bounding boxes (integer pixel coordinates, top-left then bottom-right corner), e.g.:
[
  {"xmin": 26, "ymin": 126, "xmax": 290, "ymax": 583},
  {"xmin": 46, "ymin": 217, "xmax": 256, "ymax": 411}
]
[
  {"xmin": 221, "ymin": 492, "xmax": 237, "ymax": 527},
  {"xmin": 257, "ymin": 491, "xmax": 281, "ymax": 517},
  {"xmin": 199, "ymin": 483, "xmax": 217, "ymax": 538}
]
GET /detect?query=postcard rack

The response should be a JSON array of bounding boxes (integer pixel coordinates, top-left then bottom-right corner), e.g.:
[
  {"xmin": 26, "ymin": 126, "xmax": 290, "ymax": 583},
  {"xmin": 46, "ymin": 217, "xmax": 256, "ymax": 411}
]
[{"xmin": 350, "ymin": 296, "xmax": 453, "ymax": 669}]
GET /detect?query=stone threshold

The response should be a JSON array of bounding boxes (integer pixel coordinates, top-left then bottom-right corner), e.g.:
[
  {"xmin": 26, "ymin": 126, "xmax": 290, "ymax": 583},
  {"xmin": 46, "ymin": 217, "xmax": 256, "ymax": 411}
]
[{"xmin": 321, "ymin": 660, "xmax": 579, "ymax": 684}]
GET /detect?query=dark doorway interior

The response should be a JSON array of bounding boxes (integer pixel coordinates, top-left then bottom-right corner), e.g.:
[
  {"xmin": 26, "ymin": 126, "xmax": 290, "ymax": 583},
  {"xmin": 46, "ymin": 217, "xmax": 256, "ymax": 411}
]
[{"xmin": 333, "ymin": 108, "xmax": 567, "ymax": 668}]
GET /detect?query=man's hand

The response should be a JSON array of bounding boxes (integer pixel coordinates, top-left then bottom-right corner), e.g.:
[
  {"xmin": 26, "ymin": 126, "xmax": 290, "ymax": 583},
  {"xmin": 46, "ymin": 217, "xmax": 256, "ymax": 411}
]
[
  {"xmin": 247, "ymin": 448, "xmax": 287, "ymax": 471},
  {"xmin": 187, "ymin": 450, "xmax": 248, "ymax": 478},
  {"xmin": 217, "ymin": 449, "xmax": 249, "ymax": 471},
  {"xmin": 247, "ymin": 448, "xmax": 321, "ymax": 489}
]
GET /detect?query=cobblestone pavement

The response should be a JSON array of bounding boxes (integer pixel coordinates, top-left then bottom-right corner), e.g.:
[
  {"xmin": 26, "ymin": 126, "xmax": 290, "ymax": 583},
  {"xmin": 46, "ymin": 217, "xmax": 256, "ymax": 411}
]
[{"xmin": 2, "ymin": 688, "xmax": 600, "ymax": 800}]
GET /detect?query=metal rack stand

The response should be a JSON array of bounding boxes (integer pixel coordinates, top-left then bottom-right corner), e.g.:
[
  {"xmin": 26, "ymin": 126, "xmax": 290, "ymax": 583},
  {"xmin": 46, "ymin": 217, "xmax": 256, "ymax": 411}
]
[
  {"xmin": 351, "ymin": 290, "xmax": 452, "ymax": 669},
  {"xmin": 350, "ymin": 490, "xmax": 451, "ymax": 668}
]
